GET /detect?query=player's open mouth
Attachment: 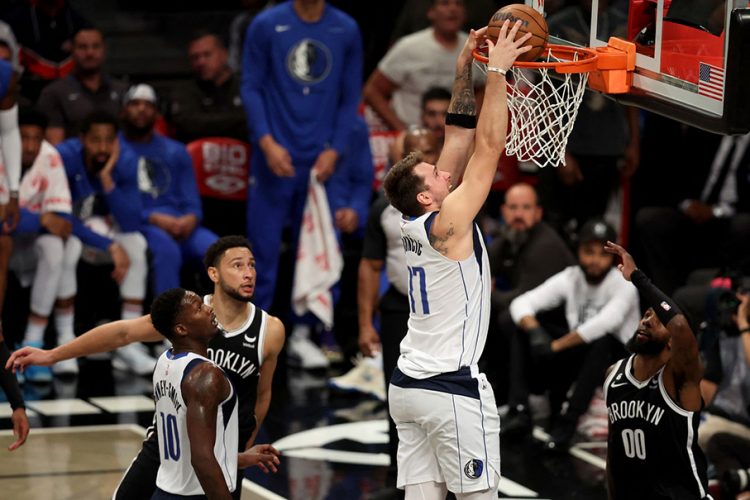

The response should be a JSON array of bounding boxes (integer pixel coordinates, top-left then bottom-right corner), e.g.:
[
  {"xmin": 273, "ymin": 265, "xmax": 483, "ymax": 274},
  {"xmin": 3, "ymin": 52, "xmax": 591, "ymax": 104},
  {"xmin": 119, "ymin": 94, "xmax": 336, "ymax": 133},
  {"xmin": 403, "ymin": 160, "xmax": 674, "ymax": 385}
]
[{"xmin": 636, "ymin": 331, "xmax": 649, "ymax": 340}]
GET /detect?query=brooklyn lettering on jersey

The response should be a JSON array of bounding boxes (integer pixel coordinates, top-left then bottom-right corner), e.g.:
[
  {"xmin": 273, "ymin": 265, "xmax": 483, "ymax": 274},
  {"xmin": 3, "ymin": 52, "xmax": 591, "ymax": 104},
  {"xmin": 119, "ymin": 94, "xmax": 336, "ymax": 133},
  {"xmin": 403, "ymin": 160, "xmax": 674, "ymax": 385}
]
[
  {"xmin": 402, "ymin": 235, "xmax": 422, "ymax": 255},
  {"xmin": 153, "ymin": 380, "xmax": 183, "ymax": 413},
  {"xmin": 608, "ymin": 399, "xmax": 665, "ymax": 426},
  {"xmin": 208, "ymin": 347, "xmax": 258, "ymax": 379}
]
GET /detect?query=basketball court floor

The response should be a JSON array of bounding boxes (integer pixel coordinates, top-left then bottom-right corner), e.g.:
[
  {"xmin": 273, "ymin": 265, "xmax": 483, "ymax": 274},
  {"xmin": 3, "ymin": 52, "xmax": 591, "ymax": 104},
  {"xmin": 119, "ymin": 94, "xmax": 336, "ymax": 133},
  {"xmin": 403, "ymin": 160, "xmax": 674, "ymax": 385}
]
[{"xmin": 0, "ymin": 357, "xmax": 608, "ymax": 499}]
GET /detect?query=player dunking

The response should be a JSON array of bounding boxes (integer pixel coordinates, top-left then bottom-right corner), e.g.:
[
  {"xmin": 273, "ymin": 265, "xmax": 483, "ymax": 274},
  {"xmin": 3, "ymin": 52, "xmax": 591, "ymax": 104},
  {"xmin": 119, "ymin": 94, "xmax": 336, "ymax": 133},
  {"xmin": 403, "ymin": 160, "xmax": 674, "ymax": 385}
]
[
  {"xmin": 603, "ymin": 242, "xmax": 711, "ymax": 500},
  {"xmin": 382, "ymin": 21, "xmax": 530, "ymax": 499},
  {"xmin": 8, "ymin": 236, "xmax": 283, "ymax": 499}
]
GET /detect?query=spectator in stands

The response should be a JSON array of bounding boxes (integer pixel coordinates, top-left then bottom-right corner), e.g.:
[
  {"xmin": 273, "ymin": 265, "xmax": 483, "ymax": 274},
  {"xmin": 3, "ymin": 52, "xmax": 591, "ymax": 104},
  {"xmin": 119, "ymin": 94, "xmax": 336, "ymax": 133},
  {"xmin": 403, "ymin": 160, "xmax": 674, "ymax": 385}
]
[
  {"xmin": 9, "ymin": 108, "xmax": 80, "ymax": 382},
  {"xmin": 56, "ymin": 110, "xmax": 155, "ymax": 375},
  {"xmin": 170, "ymin": 31, "xmax": 248, "ymax": 143},
  {"xmin": 240, "ymin": 0, "xmax": 362, "ymax": 315},
  {"xmin": 637, "ymin": 133, "xmax": 750, "ymax": 294},
  {"xmin": 228, "ymin": 0, "xmax": 273, "ymax": 71},
  {"xmin": 489, "ymin": 183, "xmax": 575, "ymax": 316},
  {"xmin": 389, "ymin": 0, "xmax": 496, "ymax": 44},
  {"xmin": 699, "ymin": 292, "xmax": 750, "ymax": 450},
  {"xmin": 363, "ymin": 0, "xmax": 483, "ymax": 131},
  {"xmin": 504, "ymin": 219, "xmax": 640, "ymax": 452},
  {"xmin": 388, "ymin": 87, "xmax": 450, "ymax": 164},
  {"xmin": 36, "ymin": 28, "xmax": 126, "ymax": 145},
  {"xmin": 540, "ymin": 0, "xmax": 639, "ymax": 234},
  {"xmin": 119, "ymin": 84, "xmax": 218, "ymax": 295},
  {"xmin": 1, "ymin": 0, "xmax": 91, "ymax": 102},
  {"xmin": 483, "ymin": 182, "xmax": 574, "ymax": 404}
]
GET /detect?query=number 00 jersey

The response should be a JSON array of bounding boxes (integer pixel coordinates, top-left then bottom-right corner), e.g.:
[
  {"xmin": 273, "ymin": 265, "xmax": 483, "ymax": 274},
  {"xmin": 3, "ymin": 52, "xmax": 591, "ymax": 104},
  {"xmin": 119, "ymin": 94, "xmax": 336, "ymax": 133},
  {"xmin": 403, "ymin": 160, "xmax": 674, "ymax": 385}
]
[
  {"xmin": 153, "ymin": 350, "xmax": 238, "ymax": 496},
  {"xmin": 604, "ymin": 355, "xmax": 711, "ymax": 500},
  {"xmin": 397, "ymin": 211, "xmax": 491, "ymax": 379}
]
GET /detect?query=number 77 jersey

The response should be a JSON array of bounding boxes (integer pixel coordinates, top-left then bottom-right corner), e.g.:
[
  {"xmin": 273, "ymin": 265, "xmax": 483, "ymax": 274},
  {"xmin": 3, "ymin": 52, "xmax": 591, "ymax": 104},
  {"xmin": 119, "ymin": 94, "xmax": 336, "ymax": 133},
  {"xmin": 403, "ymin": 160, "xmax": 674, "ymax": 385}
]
[
  {"xmin": 603, "ymin": 355, "xmax": 711, "ymax": 500},
  {"xmin": 397, "ymin": 211, "xmax": 491, "ymax": 379}
]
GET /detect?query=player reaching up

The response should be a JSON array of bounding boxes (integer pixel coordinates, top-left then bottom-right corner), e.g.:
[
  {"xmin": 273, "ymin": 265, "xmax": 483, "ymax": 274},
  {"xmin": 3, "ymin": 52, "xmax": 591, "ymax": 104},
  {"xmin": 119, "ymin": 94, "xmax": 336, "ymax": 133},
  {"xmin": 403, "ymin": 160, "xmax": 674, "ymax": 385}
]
[
  {"xmin": 603, "ymin": 241, "xmax": 710, "ymax": 500},
  {"xmin": 382, "ymin": 20, "xmax": 531, "ymax": 500}
]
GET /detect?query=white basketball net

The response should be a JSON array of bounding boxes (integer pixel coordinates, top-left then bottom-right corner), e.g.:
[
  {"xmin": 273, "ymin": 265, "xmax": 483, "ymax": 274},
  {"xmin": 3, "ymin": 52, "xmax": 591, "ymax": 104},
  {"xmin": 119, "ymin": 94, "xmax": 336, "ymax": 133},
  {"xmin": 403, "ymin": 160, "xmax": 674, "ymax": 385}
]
[{"xmin": 475, "ymin": 55, "xmax": 590, "ymax": 169}]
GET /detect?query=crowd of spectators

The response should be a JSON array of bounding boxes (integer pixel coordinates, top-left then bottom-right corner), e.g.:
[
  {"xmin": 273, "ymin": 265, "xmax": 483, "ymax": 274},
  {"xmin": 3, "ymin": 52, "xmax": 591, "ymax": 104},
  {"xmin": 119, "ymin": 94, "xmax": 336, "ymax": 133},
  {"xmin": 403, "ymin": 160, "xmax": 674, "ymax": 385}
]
[{"xmin": 0, "ymin": 0, "xmax": 749, "ymax": 497}]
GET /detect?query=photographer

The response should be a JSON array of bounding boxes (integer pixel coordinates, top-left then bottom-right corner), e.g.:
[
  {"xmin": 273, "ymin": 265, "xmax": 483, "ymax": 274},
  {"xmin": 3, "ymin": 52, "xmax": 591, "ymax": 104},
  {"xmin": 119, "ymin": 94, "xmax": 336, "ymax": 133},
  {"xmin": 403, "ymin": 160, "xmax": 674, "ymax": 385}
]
[{"xmin": 699, "ymin": 290, "xmax": 750, "ymax": 451}]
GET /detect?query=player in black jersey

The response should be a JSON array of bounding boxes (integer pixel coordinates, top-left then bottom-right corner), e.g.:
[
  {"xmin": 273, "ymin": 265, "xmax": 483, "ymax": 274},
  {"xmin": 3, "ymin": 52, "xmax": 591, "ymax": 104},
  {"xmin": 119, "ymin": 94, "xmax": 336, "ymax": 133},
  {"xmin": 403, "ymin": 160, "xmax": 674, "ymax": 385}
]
[
  {"xmin": 7, "ymin": 235, "xmax": 284, "ymax": 499},
  {"xmin": 603, "ymin": 241, "xmax": 711, "ymax": 500}
]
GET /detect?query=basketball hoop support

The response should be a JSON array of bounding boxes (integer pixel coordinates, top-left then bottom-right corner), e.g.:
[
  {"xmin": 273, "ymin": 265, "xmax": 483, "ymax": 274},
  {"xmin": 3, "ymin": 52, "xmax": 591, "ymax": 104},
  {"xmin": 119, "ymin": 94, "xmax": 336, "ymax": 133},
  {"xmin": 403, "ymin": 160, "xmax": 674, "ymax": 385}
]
[{"xmin": 587, "ymin": 37, "xmax": 637, "ymax": 94}]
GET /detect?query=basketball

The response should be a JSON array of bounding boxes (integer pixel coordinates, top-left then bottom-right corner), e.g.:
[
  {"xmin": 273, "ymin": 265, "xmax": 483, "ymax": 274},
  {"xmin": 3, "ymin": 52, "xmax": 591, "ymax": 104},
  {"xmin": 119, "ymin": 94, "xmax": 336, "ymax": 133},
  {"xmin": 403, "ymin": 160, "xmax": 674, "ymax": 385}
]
[{"xmin": 487, "ymin": 4, "xmax": 549, "ymax": 62}]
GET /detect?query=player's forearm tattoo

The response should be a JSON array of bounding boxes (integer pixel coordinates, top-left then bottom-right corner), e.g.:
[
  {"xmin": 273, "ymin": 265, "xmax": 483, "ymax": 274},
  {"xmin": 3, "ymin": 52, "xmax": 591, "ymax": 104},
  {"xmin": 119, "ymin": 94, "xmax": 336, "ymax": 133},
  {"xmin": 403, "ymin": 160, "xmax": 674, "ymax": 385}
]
[
  {"xmin": 429, "ymin": 224, "xmax": 455, "ymax": 255},
  {"xmin": 448, "ymin": 63, "xmax": 476, "ymax": 116}
]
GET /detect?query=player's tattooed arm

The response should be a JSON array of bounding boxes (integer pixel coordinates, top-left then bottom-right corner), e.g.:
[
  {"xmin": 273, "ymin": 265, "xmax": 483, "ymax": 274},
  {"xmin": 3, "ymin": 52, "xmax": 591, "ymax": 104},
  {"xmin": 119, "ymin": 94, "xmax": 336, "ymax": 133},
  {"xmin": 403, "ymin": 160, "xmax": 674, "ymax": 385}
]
[
  {"xmin": 448, "ymin": 62, "xmax": 476, "ymax": 117},
  {"xmin": 429, "ymin": 223, "xmax": 455, "ymax": 255}
]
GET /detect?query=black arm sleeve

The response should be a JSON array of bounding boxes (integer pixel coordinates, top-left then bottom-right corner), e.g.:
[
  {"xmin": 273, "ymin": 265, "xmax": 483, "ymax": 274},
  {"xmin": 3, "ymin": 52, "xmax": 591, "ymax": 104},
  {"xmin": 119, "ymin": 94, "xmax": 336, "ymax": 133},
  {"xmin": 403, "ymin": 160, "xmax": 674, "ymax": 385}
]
[
  {"xmin": 0, "ymin": 342, "xmax": 25, "ymax": 410},
  {"xmin": 631, "ymin": 269, "xmax": 683, "ymax": 326}
]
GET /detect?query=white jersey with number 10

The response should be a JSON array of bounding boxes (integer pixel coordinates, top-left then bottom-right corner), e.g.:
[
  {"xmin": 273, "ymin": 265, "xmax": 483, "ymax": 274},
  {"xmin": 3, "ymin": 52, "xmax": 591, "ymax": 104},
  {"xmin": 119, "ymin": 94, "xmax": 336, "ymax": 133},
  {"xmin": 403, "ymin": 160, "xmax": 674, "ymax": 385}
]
[
  {"xmin": 153, "ymin": 350, "xmax": 238, "ymax": 496},
  {"xmin": 397, "ymin": 211, "xmax": 491, "ymax": 379}
]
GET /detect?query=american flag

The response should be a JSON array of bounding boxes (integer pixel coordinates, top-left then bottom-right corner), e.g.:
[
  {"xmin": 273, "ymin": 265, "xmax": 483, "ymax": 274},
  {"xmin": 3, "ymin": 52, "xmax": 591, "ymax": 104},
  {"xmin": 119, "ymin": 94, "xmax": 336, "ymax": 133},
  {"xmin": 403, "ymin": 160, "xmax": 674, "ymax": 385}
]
[{"xmin": 698, "ymin": 62, "xmax": 724, "ymax": 101}]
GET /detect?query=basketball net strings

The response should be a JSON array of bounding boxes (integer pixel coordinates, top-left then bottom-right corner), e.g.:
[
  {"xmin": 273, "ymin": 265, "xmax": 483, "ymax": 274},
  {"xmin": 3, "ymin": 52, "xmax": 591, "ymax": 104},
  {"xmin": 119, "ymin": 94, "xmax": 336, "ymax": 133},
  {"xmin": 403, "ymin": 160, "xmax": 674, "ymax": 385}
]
[{"xmin": 473, "ymin": 55, "xmax": 589, "ymax": 169}]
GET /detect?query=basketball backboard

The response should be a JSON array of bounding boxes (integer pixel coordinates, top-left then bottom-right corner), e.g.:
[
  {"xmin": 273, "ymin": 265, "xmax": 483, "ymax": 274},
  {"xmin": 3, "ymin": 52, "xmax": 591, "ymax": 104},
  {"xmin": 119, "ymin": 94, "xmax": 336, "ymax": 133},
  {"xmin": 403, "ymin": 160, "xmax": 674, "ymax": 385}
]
[{"xmin": 527, "ymin": 0, "xmax": 750, "ymax": 135}]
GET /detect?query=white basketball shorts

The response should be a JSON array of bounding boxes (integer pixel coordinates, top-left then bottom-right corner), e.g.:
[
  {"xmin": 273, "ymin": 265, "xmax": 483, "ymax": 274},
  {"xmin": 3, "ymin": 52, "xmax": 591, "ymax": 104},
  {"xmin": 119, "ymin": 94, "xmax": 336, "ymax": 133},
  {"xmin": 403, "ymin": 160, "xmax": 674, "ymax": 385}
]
[{"xmin": 388, "ymin": 365, "xmax": 501, "ymax": 494}]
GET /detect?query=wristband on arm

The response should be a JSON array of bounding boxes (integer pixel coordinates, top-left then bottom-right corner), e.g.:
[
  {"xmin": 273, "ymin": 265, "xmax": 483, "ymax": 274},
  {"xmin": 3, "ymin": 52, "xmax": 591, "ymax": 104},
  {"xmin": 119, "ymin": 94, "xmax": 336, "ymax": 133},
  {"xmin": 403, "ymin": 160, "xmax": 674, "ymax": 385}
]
[
  {"xmin": 630, "ymin": 269, "xmax": 682, "ymax": 326},
  {"xmin": 0, "ymin": 342, "xmax": 25, "ymax": 410},
  {"xmin": 445, "ymin": 113, "xmax": 477, "ymax": 129}
]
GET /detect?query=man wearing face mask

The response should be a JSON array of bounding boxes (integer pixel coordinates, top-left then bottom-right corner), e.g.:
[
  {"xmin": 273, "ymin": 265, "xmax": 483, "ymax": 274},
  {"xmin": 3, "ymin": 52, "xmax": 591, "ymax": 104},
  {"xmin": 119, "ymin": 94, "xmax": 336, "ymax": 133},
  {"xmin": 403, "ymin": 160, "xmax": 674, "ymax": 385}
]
[{"xmin": 503, "ymin": 219, "xmax": 640, "ymax": 452}]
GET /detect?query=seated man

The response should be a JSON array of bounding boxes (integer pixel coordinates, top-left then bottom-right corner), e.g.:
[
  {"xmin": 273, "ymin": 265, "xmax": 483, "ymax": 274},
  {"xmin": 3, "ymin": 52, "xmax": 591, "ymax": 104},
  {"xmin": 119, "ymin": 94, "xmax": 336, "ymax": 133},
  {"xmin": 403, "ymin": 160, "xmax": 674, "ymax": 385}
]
[
  {"xmin": 505, "ymin": 219, "xmax": 640, "ymax": 451},
  {"xmin": 56, "ymin": 110, "xmax": 155, "ymax": 375},
  {"xmin": 10, "ymin": 108, "xmax": 80, "ymax": 381},
  {"xmin": 388, "ymin": 87, "xmax": 450, "ymax": 164},
  {"xmin": 119, "ymin": 84, "xmax": 218, "ymax": 295}
]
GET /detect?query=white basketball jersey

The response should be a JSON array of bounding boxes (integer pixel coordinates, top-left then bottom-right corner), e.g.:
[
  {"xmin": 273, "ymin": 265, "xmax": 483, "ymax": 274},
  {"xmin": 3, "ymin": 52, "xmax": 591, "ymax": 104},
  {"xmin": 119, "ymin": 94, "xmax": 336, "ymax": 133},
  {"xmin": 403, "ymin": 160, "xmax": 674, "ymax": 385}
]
[
  {"xmin": 153, "ymin": 350, "xmax": 238, "ymax": 496},
  {"xmin": 397, "ymin": 211, "xmax": 491, "ymax": 378}
]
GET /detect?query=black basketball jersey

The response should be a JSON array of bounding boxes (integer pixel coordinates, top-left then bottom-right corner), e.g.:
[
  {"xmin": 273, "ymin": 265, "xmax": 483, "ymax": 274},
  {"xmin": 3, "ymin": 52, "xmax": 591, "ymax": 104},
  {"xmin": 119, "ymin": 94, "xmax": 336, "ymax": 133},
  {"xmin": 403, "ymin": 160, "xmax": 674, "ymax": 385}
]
[
  {"xmin": 204, "ymin": 295, "xmax": 266, "ymax": 449},
  {"xmin": 604, "ymin": 355, "xmax": 711, "ymax": 500}
]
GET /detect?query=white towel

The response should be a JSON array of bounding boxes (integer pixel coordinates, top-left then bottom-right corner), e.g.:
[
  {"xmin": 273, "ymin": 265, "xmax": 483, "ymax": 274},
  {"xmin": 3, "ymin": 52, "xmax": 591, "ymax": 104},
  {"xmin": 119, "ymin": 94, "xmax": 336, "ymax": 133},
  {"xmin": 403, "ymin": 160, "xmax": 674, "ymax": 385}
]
[{"xmin": 292, "ymin": 175, "xmax": 343, "ymax": 328}]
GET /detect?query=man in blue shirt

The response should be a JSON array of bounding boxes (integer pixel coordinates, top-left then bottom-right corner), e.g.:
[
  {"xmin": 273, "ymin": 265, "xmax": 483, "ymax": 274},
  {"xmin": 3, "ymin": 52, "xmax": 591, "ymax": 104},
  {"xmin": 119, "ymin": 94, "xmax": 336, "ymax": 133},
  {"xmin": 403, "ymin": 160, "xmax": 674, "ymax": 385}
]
[
  {"xmin": 56, "ymin": 110, "xmax": 155, "ymax": 375},
  {"xmin": 241, "ymin": 0, "xmax": 363, "ymax": 312},
  {"xmin": 119, "ymin": 84, "xmax": 218, "ymax": 295}
]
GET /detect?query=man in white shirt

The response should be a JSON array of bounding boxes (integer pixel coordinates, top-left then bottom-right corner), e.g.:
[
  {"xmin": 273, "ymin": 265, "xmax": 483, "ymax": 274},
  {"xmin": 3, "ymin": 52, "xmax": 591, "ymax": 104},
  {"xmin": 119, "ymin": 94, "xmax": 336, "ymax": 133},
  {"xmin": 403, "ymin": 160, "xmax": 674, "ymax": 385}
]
[
  {"xmin": 363, "ymin": 0, "xmax": 484, "ymax": 131},
  {"xmin": 504, "ymin": 218, "xmax": 640, "ymax": 451}
]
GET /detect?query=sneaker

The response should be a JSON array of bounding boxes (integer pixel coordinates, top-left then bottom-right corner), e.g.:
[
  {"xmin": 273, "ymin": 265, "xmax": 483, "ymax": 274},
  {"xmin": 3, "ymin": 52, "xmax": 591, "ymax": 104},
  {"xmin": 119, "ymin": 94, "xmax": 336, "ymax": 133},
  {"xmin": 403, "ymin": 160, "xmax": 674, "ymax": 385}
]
[
  {"xmin": 20, "ymin": 342, "xmax": 53, "ymax": 383},
  {"xmin": 113, "ymin": 343, "xmax": 157, "ymax": 376},
  {"xmin": 328, "ymin": 354, "xmax": 386, "ymax": 401},
  {"xmin": 333, "ymin": 399, "xmax": 385, "ymax": 422},
  {"xmin": 544, "ymin": 412, "xmax": 579, "ymax": 453},
  {"xmin": 500, "ymin": 404, "xmax": 532, "ymax": 440},
  {"xmin": 287, "ymin": 334, "xmax": 330, "ymax": 370},
  {"xmin": 52, "ymin": 357, "xmax": 79, "ymax": 376}
]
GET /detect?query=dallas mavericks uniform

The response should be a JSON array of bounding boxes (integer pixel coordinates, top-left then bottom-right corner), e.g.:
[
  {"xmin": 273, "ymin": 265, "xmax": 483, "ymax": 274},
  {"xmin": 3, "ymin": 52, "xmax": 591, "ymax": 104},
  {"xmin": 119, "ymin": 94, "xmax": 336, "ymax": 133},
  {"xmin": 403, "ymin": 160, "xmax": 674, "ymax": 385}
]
[
  {"xmin": 604, "ymin": 355, "xmax": 711, "ymax": 499},
  {"xmin": 389, "ymin": 211, "xmax": 500, "ymax": 494},
  {"xmin": 152, "ymin": 351, "xmax": 238, "ymax": 497},
  {"xmin": 114, "ymin": 297, "xmax": 268, "ymax": 500}
]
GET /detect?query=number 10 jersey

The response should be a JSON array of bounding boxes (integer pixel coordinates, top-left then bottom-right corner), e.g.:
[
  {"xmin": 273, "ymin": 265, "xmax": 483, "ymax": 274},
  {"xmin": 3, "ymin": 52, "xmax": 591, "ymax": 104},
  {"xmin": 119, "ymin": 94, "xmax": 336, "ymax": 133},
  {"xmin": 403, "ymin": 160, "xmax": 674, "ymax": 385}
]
[
  {"xmin": 153, "ymin": 350, "xmax": 238, "ymax": 496},
  {"xmin": 397, "ymin": 211, "xmax": 491, "ymax": 379}
]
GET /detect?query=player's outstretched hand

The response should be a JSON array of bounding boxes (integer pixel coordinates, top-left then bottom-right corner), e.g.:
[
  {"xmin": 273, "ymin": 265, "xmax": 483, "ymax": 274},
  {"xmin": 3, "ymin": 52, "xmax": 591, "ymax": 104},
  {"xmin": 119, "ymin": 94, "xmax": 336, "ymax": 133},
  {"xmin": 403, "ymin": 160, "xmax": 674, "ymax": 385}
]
[
  {"xmin": 8, "ymin": 408, "xmax": 29, "ymax": 451},
  {"xmin": 5, "ymin": 345, "xmax": 55, "ymax": 372},
  {"xmin": 238, "ymin": 444, "xmax": 281, "ymax": 473},
  {"xmin": 604, "ymin": 241, "xmax": 637, "ymax": 281},
  {"xmin": 457, "ymin": 26, "xmax": 487, "ymax": 69},
  {"xmin": 486, "ymin": 20, "xmax": 533, "ymax": 73}
]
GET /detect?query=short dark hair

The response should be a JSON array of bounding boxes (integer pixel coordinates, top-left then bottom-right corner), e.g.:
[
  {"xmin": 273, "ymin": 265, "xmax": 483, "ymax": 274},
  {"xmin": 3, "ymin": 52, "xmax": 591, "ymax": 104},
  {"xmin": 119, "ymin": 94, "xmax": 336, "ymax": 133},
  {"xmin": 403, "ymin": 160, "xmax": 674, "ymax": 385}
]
[
  {"xmin": 383, "ymin": 151, "xmax": 426, "ymax": 217},
  {"xmin": 19, "ymin": 107, "xmax": 47, "ymax": 129},
  {"xmin": 421, "ymin": 87, "xmax": 451, "ymax": 109},
  {"xmin": 188, "ymin": 29, "xmax": 226, "ymax": 49},
  {"xmin": 80, "ymin": 110, "xmax": 118, "ymax": 135},
  {"xmin": 203, "ymin": 235, "xmax": 253, "ymax": 270},
  {"xmin": 150, "ymin": 288, "xmax": 188, "ymax": 340}
]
